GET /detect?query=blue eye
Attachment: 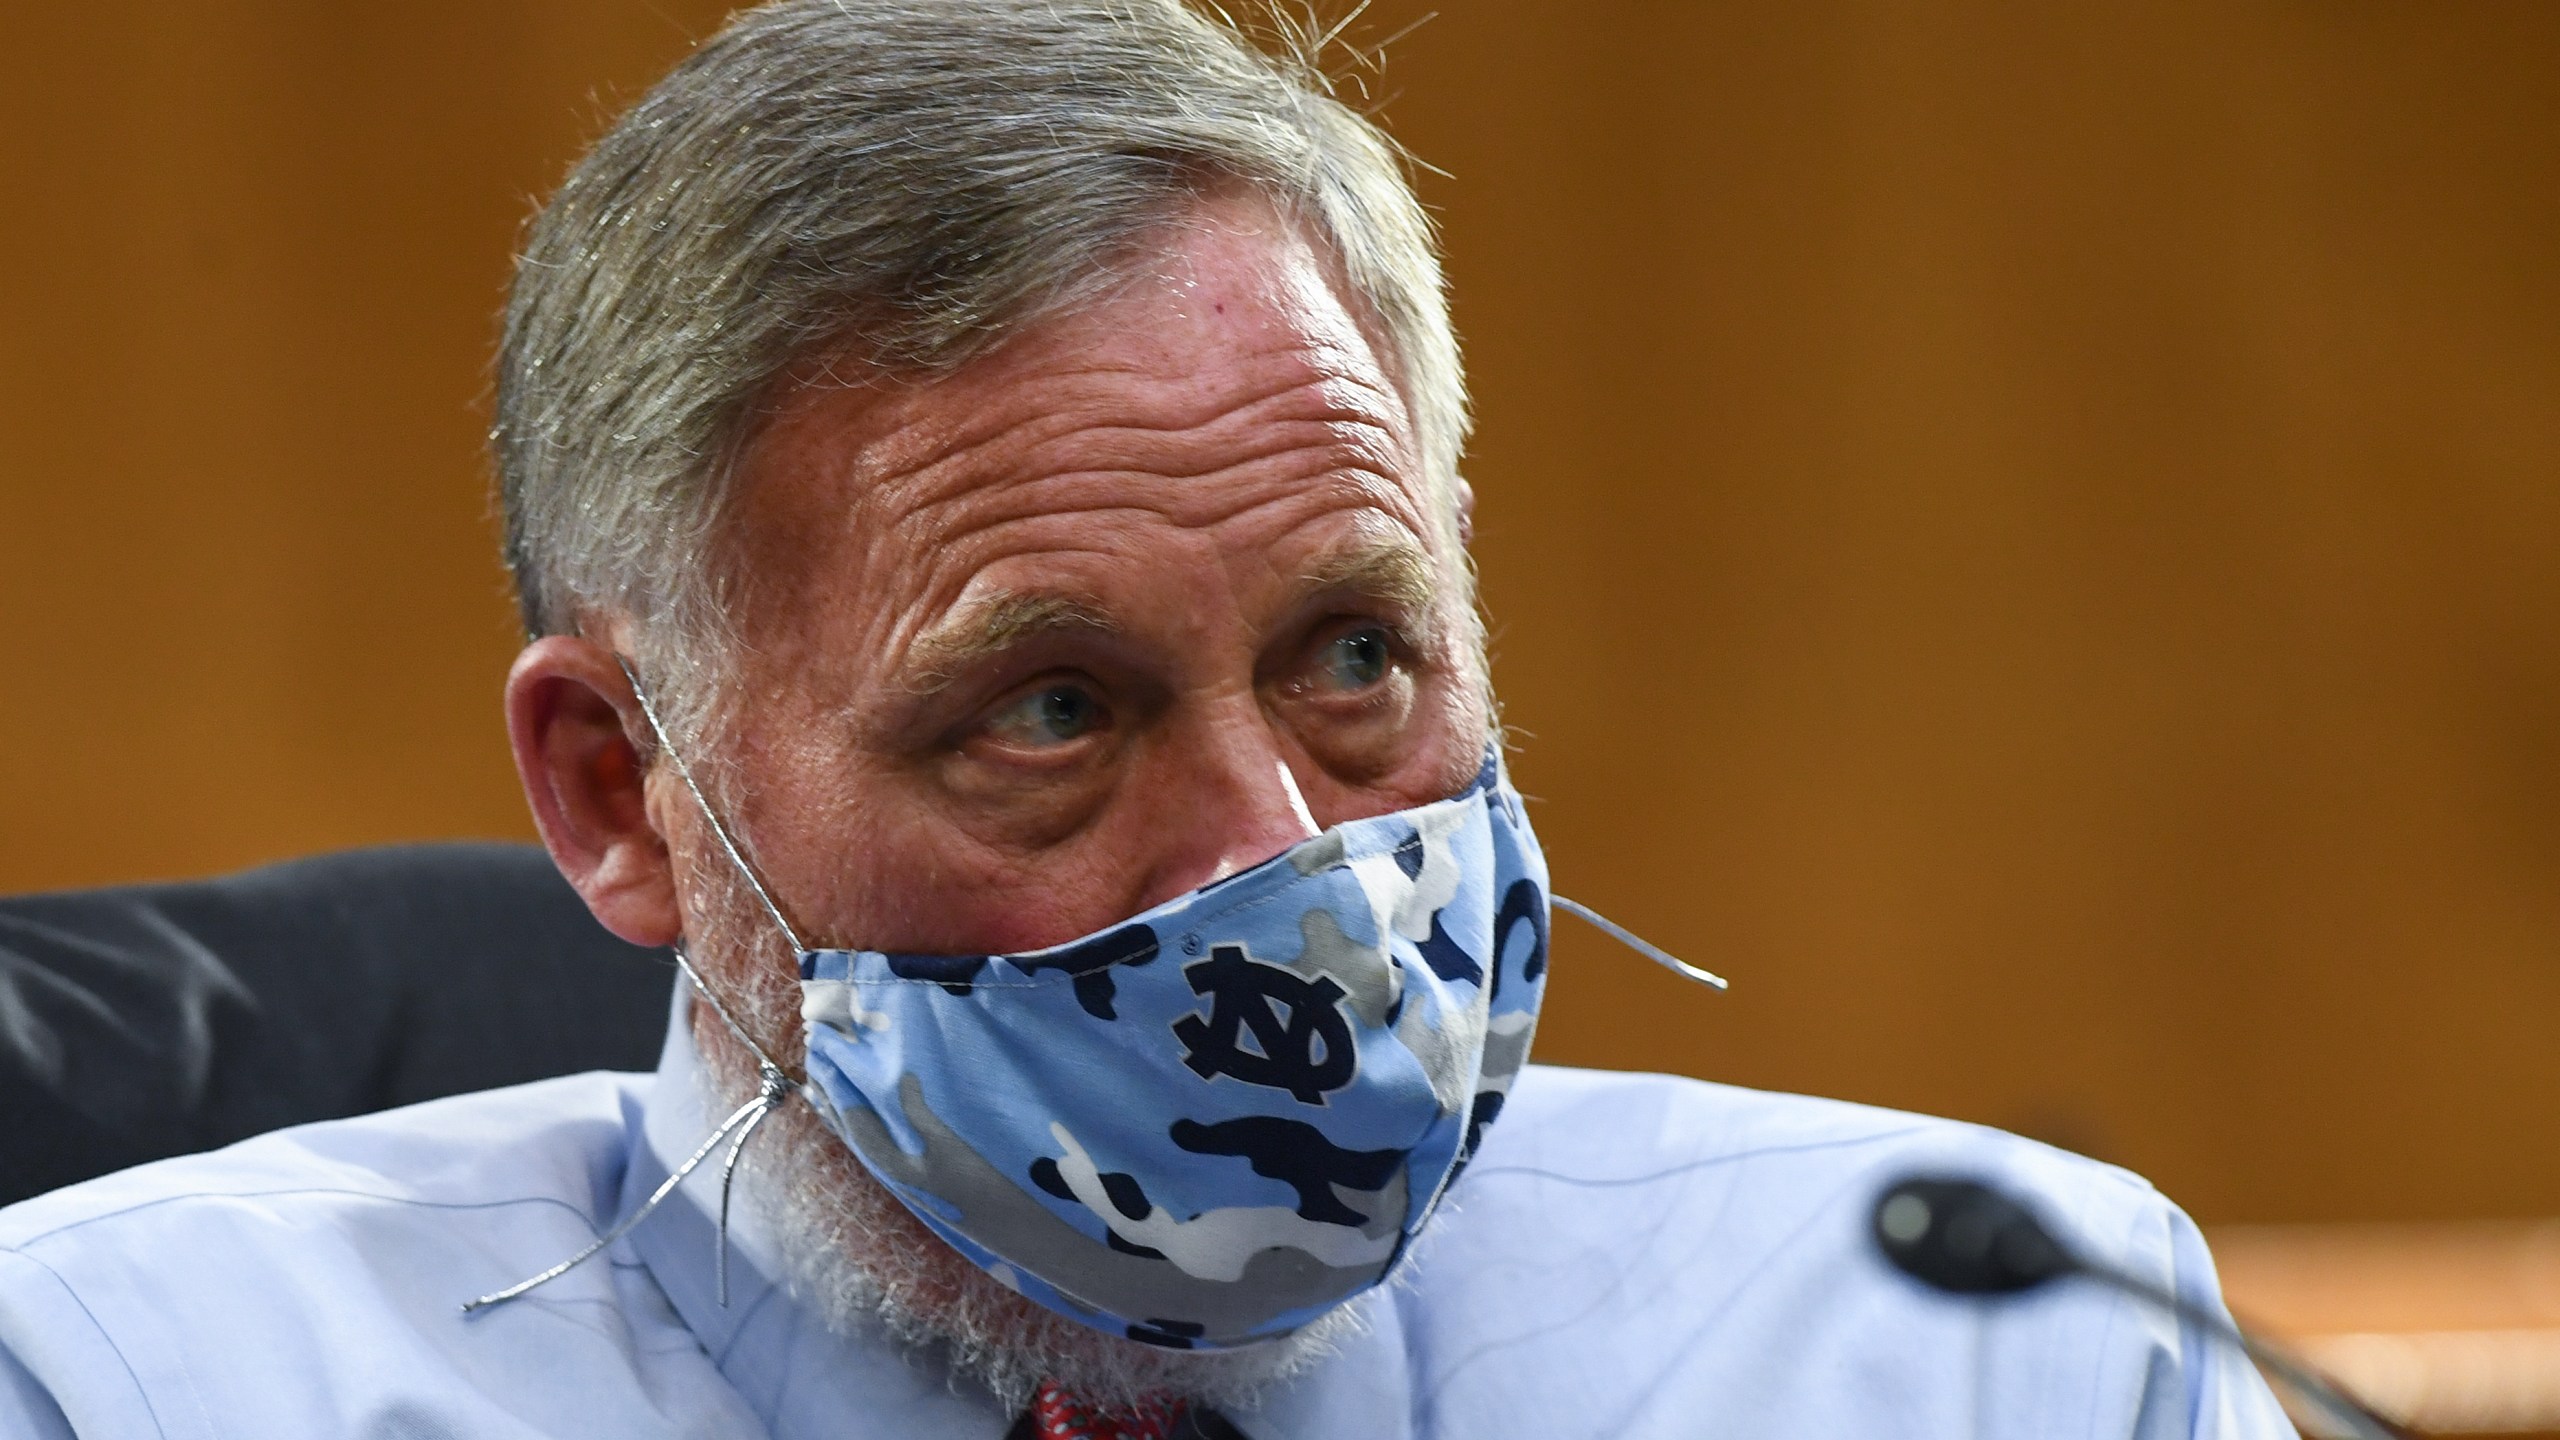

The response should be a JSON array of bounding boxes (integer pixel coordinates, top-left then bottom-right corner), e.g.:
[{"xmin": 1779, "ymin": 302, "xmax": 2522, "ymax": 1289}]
[
  {"xmin": 988, "ymin": 683, "xmax": 1104, "ymax": 746},
  {"xmin": 1319, "ymin": 628, "xmax": 1392, "ymax": 690}
]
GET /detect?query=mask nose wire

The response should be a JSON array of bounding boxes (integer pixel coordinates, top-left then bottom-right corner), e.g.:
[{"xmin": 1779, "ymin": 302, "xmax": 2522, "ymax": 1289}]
[
  {"xmin": 1551, "ymin": 895, "xmax": 1730, "ymax": 991},
  {"xmin": 457, "ymin": 659, "xmax": 808, "ymax": 1318}
]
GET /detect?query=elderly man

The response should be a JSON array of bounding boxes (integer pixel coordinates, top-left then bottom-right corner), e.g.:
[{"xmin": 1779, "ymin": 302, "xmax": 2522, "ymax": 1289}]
[{"xmin": 0, "ymin": 2, "xmax": 2292, "ymax": 1436}]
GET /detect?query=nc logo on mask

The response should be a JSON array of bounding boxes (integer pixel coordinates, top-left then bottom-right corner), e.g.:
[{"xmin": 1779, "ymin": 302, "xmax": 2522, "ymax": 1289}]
[{"xmin": 1172, "ymin": 945, "xmax": 1357, "ymax": 1105}]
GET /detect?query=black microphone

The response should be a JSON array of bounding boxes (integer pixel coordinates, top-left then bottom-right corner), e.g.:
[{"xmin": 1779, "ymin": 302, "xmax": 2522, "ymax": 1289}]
[{"xmin": 1872, "ymin": 1175, "xmax": 2415, "ymax": 1440}]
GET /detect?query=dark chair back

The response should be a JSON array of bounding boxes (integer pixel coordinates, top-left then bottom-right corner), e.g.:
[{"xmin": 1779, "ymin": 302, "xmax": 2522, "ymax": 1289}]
[{"xmin": 0, "ymin": 844, "xmax": 671, "ymax": 1205}]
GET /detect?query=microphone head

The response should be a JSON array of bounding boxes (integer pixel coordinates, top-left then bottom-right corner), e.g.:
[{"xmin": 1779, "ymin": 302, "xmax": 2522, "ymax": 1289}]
[{"xmin": 1872, "ymin": 1175, "xmax": 2078, "ymax": 1296}]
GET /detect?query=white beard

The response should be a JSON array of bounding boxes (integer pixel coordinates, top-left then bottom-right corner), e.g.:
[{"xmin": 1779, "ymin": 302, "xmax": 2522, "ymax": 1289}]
[{"xmin": 679, "ymin": 854, "xmax": 1359, "ymax": 1415}]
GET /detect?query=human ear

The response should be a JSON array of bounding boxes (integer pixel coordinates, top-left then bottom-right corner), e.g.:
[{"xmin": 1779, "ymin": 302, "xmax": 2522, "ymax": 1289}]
[{"xmin": 504, "ymin": 634, "xmax": 683, "ymax": 947}]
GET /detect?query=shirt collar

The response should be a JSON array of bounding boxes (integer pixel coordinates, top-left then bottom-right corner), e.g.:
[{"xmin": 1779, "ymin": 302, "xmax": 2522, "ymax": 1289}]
[{"xmin": 619, "ymin": 976, "xmax": 1415, "ymax": 1440}]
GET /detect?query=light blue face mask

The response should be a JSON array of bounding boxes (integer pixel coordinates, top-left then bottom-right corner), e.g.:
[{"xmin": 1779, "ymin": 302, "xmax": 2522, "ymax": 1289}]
[
  {"xmin": 787, "ymin": 748, "xmax": 1546, "ymax": 1350},
  {"xmin": 466, "ymin": 675, "xmax": 1724, "ymax": 1348}
]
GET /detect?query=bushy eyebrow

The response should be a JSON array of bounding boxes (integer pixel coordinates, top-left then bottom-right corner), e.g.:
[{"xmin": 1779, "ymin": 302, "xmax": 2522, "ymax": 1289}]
[
  {"xmin": 896, "ymin": 535, "xmax": 1443, "ymax": 699},
  {"xmin": 1300, "ymin": 536, "xmax": 1440, "ymax": 621},
  {"xmin": 902, "ymin": 591, "xmax": 1118, "ymax": 697}
]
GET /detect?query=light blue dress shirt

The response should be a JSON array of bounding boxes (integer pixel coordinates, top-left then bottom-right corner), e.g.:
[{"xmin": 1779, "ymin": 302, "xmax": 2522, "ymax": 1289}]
[{"xmin": 0, "ymin": 982, "xmax": 2292, "ymax": 1437}]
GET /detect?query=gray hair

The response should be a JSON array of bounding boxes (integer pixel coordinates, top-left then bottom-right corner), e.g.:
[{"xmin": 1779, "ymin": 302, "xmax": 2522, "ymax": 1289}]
[{"xmin": 493, "ymin": 0, "xmax": 1468, "ymax": 724}]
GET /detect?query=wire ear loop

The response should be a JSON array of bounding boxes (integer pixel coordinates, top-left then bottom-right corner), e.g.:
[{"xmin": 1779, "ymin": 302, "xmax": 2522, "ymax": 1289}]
[
  {"xmin": 463, "ymin": 660, "xmax": 812, "ymax": 1316},
  {"xmin": 460, "ymin": 970, "xmax": 790, "ymax": 1315},
  {"xmin": 1550, "ymin": 895, "xmax": 1728, "ymax": 991},
  {"xmin": 464, "ymin": 659, "xmax": 1726, "ymax": 1315}
]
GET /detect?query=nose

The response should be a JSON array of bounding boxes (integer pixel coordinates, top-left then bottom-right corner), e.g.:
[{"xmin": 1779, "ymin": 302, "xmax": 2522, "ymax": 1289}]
[{"xmin": 1135, "ymin": 716, "xmax": 1323, "ymax": 909}]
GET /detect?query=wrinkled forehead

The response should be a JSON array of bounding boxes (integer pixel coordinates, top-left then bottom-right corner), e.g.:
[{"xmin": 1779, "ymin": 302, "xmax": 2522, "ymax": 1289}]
[{"xmin": 711, "ymin": 196, "xmax": 1463, "ymax": 665}]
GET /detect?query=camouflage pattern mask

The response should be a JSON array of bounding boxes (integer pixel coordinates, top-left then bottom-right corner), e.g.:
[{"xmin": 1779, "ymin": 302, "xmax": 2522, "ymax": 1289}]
[{"xmin": 790, "ymin": 747, "xmax": 1547, "ymax": 1351}]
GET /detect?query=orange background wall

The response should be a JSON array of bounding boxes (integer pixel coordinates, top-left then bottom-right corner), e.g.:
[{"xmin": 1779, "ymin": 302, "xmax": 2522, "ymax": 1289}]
[{"xmin": 3, "ymin": 1, "xmax": 2552, "ymax": 1227}]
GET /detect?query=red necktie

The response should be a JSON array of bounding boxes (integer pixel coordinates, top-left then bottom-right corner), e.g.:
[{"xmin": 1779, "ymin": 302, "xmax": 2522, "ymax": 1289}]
[{"xmin": 1024, "ymin": 1380, "xmax": 1189, "ymax": 1440}]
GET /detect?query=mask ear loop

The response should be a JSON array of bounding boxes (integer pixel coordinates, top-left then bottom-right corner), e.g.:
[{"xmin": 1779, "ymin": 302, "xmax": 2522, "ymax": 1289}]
[
  {"xmin": 615, "ymin": 655, "xmax": 807, "ymax": 956},
  {"xmin": 459, "ymin": 658, "xmax": 810, "ymax": 1317},
  {"xmin": 1551, "ymin": 895, "xmax": 1730, "ymax": 991},
  {"xmin": 670, "ymin": 947, "xmax": 796, "ymax": 1309},
  {"xmin": 460, "ymin": 1049, "xmax": 790, "ymax": 1315}
]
